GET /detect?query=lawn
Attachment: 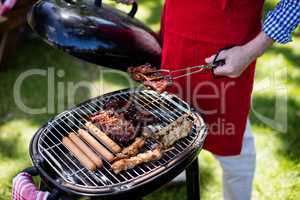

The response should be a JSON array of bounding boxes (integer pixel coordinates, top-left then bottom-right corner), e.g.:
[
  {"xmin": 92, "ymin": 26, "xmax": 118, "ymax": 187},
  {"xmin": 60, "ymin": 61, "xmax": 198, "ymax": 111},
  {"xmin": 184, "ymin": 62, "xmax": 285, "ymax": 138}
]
[{"xmin": 0, "ymin": 0, "xmax": 300, "ymax": 199}]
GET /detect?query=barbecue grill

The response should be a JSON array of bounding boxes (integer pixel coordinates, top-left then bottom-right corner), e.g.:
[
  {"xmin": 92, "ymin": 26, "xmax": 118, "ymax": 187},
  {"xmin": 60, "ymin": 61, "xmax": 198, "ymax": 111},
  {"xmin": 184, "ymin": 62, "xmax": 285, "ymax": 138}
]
[
  {"xmin": 22, "ymin": 1, "xmax": 208, "ymax": 199},
  {"xmin": 23, "ymin": 88, "xmax": 207, "ymax": 200}
]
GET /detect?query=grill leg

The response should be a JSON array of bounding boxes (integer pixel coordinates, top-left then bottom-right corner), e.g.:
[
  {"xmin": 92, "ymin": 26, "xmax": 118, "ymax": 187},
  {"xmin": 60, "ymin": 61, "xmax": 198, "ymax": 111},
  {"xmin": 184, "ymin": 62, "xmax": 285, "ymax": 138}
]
[
  {"xmin": 186, "ymin": 157, "xmax": 200, "ymax": 200},
  {"xmin": 39, "ymin": 180, "xmax": 49, "ymax": 191}
]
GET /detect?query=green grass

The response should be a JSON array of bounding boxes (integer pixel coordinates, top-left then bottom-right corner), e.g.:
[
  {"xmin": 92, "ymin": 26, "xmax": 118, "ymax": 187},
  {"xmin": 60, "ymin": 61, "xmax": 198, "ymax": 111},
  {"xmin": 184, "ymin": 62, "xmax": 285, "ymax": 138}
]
[{"xmin": 1, "ymin": 0, "xmax": 300, "ymax": 199}]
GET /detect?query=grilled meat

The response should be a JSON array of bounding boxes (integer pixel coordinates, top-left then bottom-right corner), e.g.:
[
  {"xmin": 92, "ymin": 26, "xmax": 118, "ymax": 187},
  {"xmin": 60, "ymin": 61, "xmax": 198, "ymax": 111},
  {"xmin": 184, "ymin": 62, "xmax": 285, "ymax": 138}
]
[
  {"xmin": 143, "ymin": 79, "xmax": 170, "ymax": 94},
  {"xmin": 111, "ymin": 147, "xmax": 163, "ymax": 174},
  {"xmin": 102, "ymin": 98, "xmax": 128, "ymax": 110},
  {"xmin": 90, "ymin": 109, "xmax": 136, "ymax": 144},
  {"xmin": 143, "ymin": 114, "xmax": 193, "ymax": 148},
  {"xmin": 120, "ymin": 102, "xmax": 157, "ymax": 125},
  {"xmin": 128, "ymin": 64, "xmax": 171, "ymax": 93},
  {"xmin": 90, "ymin": 97, "xmax": 158, "ymax": 144},
  {"xmin": 115, "ymin": 137, "xmax": 145, "ymax": 160},
  {"xmin": 128, "ymin": 63, "xmax": 157, "ymax": 81},
  {"xmin": 102, "ymin": 98, "xmax": 156, "ymax": 124}
]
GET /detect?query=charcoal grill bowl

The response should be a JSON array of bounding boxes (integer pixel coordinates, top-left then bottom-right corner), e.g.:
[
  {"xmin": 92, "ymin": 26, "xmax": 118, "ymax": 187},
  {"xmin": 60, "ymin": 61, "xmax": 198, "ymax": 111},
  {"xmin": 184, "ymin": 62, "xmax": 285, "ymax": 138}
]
[
  {"xmin": 25, "ymin": 89, "xmax": 207, "ymax": 199},
  {"xmin": 27, "ymin": 0, "xmax": 162, "ymax": 70}
]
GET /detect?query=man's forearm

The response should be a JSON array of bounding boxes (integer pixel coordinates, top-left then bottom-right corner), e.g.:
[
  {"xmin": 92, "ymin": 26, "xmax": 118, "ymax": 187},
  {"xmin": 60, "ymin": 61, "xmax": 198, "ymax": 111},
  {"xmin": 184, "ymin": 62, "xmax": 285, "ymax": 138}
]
[
  {"xmin": 206, "ymin": 32, "xmax": 275, "ymax": 78},
  {"xmin": 243, "ymin": 31, "xmax": 274, "ymax": 61}
]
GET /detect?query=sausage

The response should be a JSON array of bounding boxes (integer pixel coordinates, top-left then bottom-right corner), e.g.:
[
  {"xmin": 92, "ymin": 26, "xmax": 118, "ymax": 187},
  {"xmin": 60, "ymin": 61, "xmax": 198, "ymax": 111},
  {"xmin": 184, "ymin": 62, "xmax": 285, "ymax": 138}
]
[
  {"xmin": 78, "ymin": 129, "xmax": 115, "ymax": 162},
  {"xmin": 68, "ymin": 132, "xmax": 103, "ymax": 168},
  {"xmin": 62, "ymin": 137, "xmax": 96, "ymax": 171},
  {"xmin": 85, "ymin": 122, "xmax": 121, "ymax": 153}
]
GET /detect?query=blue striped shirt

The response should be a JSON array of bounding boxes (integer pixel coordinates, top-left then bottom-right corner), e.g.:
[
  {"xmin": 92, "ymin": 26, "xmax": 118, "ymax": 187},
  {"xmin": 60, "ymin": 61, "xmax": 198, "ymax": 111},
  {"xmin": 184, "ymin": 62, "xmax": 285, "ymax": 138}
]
[{"xmin": 263, "ymin": 0, "xmax": 300, "ymax": 44}]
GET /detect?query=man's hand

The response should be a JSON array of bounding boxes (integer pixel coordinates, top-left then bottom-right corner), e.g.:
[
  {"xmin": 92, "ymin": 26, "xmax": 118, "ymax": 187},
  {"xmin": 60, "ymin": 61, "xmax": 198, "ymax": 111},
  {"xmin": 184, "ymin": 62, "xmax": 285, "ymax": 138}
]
[
  {"xmin": 114, "ymin": 0, "xmax": 135, "ymax": 4},
  {"xmin": 205, "ymin": 31, "xmax": 274, "ymax": 78},
  {"xmin": 205, "ymin": 46, "xmax": 254, "ymax": 78}
]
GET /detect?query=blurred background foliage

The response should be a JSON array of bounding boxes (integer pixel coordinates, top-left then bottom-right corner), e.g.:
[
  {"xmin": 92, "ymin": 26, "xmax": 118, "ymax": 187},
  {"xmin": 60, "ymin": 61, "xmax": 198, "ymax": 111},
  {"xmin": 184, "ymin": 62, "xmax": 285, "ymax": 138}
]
[{"xmin": 0, "ymin": 0, "xmax": 300, "ymax": 199}]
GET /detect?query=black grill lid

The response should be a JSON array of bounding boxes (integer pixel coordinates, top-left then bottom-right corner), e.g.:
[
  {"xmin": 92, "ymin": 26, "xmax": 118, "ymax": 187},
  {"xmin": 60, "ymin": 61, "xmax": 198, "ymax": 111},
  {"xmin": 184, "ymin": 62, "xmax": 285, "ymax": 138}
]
[{"xmin": 27, "ymin": 0, "xmax": 162, "ymax": 70}]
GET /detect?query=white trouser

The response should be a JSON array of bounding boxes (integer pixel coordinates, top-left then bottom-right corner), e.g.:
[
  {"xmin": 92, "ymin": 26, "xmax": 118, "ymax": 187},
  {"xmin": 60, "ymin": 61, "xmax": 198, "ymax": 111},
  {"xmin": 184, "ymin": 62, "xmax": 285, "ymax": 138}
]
[
  {"xmin": 171, "ymin": 120, "xmax": 256, "ymax": 200},
  {"xmin": 214, "ymin": 120, "xmax": 256, "ymax": 200}
]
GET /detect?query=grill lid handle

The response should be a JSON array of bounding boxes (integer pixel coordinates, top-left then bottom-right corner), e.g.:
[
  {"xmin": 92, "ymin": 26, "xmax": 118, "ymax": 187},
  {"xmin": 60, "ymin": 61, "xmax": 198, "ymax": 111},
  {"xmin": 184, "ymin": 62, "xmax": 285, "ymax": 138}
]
[
  {"xmin": 94, "ymin": 0, "xmax": 138, "ymax": 18},
  {"xmin": 128, "ymin": 2, "xmax": 138, "ymax": 18}
]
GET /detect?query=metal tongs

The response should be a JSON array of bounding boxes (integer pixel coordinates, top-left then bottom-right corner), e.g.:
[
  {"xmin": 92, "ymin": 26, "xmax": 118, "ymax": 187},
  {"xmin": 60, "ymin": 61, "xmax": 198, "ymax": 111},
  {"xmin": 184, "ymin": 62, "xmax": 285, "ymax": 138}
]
[{"xmin": 142, "ymin": 51, "xmax": 226, "ymax": 82}]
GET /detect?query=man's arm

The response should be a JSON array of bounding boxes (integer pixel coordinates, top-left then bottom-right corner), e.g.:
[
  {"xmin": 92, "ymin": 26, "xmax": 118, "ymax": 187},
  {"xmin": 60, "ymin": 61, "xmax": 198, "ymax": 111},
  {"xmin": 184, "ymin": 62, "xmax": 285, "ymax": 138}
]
[{"xmin": 206, "ymin": 0, "xmax": 300, "ymax": 78}]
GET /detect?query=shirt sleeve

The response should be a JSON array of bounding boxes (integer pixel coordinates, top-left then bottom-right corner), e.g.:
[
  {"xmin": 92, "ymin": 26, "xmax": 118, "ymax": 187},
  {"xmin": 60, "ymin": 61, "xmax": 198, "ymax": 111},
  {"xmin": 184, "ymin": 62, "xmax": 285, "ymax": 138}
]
[{"xmin": 263, "ymin": 0, "xmax": 300, "ymax": 44}]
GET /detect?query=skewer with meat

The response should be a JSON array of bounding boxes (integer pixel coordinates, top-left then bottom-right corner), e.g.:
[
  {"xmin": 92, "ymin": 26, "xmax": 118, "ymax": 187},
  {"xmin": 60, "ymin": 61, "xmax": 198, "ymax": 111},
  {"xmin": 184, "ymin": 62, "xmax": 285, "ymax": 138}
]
[
  {"xmin": 111, "ymin": 146, "xmax": 163, "ymax": 174},
  {"xmin": 110, "ymin": 115, "xmax": 192, "ymax": 172},
  {"xmin": 114, "ymin": 137, "xmax": 145, "ymax": 160}
]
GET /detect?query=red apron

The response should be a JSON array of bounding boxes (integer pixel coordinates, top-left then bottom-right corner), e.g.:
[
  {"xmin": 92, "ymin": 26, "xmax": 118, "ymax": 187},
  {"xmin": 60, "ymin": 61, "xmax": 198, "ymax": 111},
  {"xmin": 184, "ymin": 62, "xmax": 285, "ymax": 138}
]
[{"xmin": 161, "ymin": 0, "xmax": 264, "ymax": 156}]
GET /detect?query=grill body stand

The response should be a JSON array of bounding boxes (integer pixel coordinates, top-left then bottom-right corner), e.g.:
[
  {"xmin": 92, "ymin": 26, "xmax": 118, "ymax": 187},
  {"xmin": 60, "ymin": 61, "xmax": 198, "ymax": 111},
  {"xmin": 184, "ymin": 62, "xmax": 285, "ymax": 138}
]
[{"xmin": 186, "ymin": 158, "xmax": 200, "ymax": 200}]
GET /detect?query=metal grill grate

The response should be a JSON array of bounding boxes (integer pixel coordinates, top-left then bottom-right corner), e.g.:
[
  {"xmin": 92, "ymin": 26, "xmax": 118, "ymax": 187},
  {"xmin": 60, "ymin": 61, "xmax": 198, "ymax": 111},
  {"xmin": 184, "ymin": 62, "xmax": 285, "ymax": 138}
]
[{"xmin": 37, "ymin": 89, "xmax": 206, "ymax": 190}]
